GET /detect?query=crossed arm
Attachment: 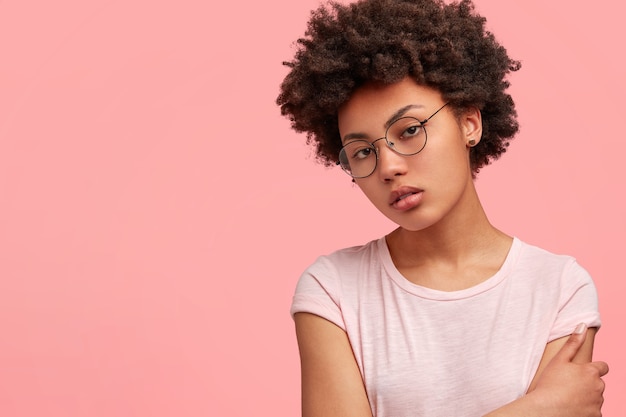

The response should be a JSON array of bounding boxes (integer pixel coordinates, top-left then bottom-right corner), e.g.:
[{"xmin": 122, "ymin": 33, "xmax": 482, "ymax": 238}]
[{"xmin": 295, "ymin": 312, "xmax": 608, "ymax": 417}]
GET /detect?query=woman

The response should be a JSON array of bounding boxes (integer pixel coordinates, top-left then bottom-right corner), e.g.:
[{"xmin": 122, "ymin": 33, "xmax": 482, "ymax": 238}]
[{"xmin": 277, "ymin": 0, "xmax": 608, "ymax": 415}]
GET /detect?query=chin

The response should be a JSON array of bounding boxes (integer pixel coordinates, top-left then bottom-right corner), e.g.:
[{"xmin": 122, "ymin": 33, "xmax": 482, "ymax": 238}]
[
  {"xmin": 397, "ymin": 224, "xmax": 431, "ymax": 233},
  {"xmin": 384, "ymin": 210, "xmax": 442, "ymax": 233},
  {"xmin": 388, "ymin": 216, "xmax": 434, "ymax": 233}
]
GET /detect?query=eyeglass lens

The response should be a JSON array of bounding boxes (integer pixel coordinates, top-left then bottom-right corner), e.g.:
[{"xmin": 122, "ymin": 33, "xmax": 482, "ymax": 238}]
[{"xmin": 338, "ymin": 116, "xmax": 427, "ymax": 178}]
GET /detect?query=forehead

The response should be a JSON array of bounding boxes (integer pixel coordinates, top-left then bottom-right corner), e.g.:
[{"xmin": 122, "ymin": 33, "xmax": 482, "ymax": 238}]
[{"xmin": 337, "ymin": 77, "xmax": 444, "ymax": 136}]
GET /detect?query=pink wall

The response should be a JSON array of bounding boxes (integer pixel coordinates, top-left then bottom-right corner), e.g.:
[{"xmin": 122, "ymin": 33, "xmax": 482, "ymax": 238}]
[{"xmin": 0, "ymin": 0, "xmax": 623, "ymax": 415}]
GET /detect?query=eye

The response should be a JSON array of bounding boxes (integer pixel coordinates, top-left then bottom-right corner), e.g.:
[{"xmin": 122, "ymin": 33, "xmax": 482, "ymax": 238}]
[
  {"xmin": 388, "ymin": 117, "xmax": 425, "ymax": 143},
  {"xmin": 400, "ymin": 124, "xmax": 422, "ymax": 139},
  {"xmin": 352, "ymin": 146, "xmax": 374, "ymax": 160}
]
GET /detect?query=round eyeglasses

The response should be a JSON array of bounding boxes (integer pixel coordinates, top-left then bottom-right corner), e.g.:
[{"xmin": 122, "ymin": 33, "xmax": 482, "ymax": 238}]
[{"xmin": 338, "ymin": 103, "xmax": 449, "ymax": 178}]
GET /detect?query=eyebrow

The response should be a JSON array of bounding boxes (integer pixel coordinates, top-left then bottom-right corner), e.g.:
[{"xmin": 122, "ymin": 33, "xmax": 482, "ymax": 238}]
[
  {"xmin": 384, "ymin": 104, "xmax": 424, "ymax": 129},
  {"xmin": 342, "ymin": 104, "xmax": 425, "ymax": 143}
]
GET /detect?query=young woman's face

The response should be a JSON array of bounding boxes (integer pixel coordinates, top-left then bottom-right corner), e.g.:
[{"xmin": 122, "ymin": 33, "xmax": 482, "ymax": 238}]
[{"xmin": 337, "ymin": 77, "xmax": 482, "ymax": 232}]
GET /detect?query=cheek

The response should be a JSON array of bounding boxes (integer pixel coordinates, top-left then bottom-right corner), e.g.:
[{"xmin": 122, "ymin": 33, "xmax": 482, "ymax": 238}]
[
  {"xmin": 422, "ymin": 137, "xmax": 470, "ymax": 174},
  {"xmin": 356, "ymin": 183, "xmax": 388, "ymax": 211}
]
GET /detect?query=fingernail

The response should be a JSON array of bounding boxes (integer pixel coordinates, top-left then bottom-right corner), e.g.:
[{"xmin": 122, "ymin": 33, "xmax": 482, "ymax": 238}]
[{"xmin": 574, "ymin": 323, "xmax": 587, "ymax": 334}]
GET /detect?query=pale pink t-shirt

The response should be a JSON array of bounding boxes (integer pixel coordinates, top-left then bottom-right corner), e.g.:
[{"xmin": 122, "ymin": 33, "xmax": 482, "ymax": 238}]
[{"xmin": 290, "ymin": 237, "xmax": 601, "ymax": 417}]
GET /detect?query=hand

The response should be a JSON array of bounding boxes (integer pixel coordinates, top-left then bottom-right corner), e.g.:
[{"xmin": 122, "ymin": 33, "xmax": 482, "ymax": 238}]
[{"xmin": 530, "ymin": 324, "xmax": 609, "ymax": 417}]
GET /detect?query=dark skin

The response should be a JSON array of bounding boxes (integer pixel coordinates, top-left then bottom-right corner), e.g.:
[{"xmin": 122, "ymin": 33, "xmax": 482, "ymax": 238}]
[
  {"xmin": 296, "ymin": 314, "xmax": 606, "ymax": 417},
  {"xmin": 295, "ymin": 78, "xmax": 608, "ymax": 416},
  {"xmin": 280, "ymin": 1, "xmax": 609, "ymax": 415}
]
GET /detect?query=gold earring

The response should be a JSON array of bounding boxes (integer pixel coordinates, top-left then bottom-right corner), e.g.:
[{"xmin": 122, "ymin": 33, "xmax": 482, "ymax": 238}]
[{"xmin": 468, "ymin": 139, "xmax": 476, "ymax": 146}]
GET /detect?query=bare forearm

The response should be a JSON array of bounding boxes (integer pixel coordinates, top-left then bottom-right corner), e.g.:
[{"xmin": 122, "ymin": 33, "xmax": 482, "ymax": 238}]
[{"xmin": 484, "ymin": 326, "xmax": 606, "ymax": 417}]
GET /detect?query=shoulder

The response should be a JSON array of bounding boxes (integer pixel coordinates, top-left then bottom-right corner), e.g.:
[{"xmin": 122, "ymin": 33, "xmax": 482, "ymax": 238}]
[
  {"xmin": 512, "ymin": 238, "xmax": 596, "ymax": 294},
  {"xmin": 303, "ymin": 238, "xmax": 384, "ymax": 279},
  {"xmin": 291, "ymin": 237, "xmax": 385, "ymax": 327},
  {"xmin": 515, "ymin": 238, "xmax": 587, "ymax": 275}
]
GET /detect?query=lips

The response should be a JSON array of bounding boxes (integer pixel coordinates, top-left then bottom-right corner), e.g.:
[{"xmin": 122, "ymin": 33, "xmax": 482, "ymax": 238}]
[{"xmin": 389, "ymin": 186, "xmax": 423, "ymax": 205}]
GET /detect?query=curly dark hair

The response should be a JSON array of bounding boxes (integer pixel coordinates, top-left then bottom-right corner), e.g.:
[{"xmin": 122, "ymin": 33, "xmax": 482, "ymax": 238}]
[{"xmin": 277, "ymin": 0, "xmax": 521, "ymax": 173}]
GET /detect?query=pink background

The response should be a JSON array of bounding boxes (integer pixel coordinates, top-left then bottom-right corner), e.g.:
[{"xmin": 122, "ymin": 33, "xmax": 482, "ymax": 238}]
[{"xmin": 0, "ymin": 0, "xmax": 623, "ymax": 415}]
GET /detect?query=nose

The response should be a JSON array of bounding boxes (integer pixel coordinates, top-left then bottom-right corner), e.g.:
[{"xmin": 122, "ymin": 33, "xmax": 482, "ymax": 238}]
[{"xmin": 375, "ymin": 141, "xmax": 408, "ymax": 182}]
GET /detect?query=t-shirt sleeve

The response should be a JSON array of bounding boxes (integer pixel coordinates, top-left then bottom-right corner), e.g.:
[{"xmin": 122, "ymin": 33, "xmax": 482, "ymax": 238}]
[
  {"xmin": 549, "ymin": 259, "xmax": 601, "ymax": 342},
  {"xmin": 290, "ymin": 257, "xmax": 346, "ymax": 331}
]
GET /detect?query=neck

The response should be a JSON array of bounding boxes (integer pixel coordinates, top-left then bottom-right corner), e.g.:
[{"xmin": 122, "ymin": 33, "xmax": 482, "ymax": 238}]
[{"xmin": 386, "ymin": 183, "xmax": 509, "ymax": 268}]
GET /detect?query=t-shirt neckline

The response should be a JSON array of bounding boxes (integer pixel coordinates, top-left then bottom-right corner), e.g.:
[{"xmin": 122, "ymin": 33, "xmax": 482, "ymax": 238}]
[{"xmin": 376, "ymin": 236, "xmax": 521, "ymax": 300}]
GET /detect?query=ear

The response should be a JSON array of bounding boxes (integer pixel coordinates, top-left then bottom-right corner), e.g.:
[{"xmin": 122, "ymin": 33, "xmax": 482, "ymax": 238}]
[{"xmin": 460, "ymin": 107, "xmax": 482, "ymax": 147}]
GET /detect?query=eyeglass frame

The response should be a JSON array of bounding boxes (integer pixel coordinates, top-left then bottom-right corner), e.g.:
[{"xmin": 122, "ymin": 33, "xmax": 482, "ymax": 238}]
[{"xmin": 337, "ymin": 102, "xmax": 450, "ymax": 179}]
